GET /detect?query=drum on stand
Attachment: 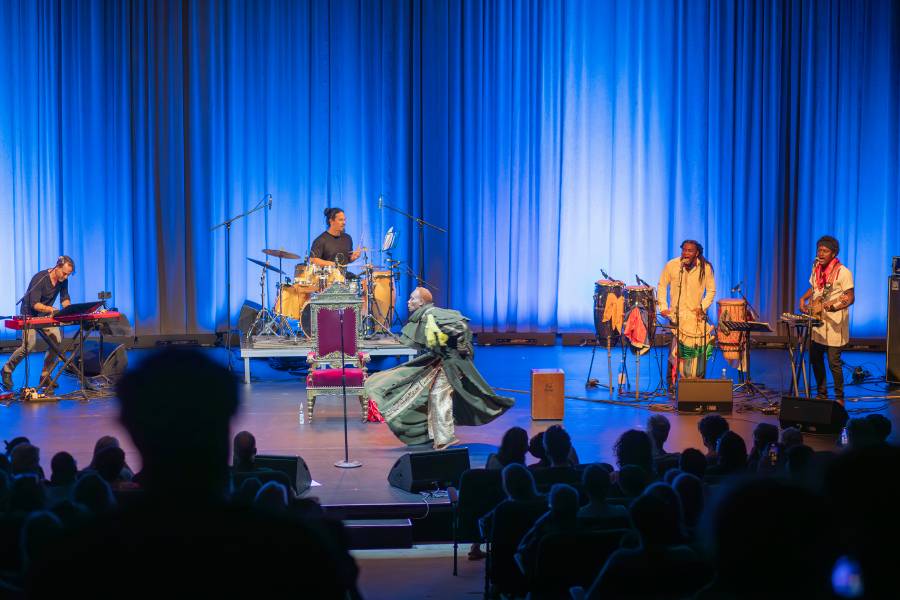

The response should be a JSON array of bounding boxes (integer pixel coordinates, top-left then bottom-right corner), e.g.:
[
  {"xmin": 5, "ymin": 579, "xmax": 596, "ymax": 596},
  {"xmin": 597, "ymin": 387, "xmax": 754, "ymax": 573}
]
[
  {"xmin": 362, "ymin": 269, "xmax": 396, "ymax": 333},
  {"xmin": 623, "ymin": 286, "xmax": 657, "ymax": 354},
  {"xmin": 298, "ymin": 301, "xmax": 313, "ymax": 338},
  {"xmin": 275, "ymin": 285, "xmax": 310, "ymax": 320},
  {"xmin": 716, "ymin": 298, "xmax": 747, "ymax": 361},
  {"xmin": 593, "ymin": 280, "xmax": 625, "ymax": 344}
]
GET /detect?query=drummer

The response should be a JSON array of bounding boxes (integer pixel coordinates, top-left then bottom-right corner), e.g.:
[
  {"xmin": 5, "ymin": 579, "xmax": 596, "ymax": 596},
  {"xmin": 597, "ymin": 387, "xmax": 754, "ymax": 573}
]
[
  {"xmin": 309, "ymin": 207, "xmax": 362, "ymax": 268},
  {"xmin": 657, "ymin": 240, "xmax": 716, "ymax": 386}
]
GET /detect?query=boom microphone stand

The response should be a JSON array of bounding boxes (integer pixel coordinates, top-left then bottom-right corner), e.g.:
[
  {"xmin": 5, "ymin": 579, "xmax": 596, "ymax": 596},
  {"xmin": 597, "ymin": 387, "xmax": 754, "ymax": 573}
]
[{"xmin": 210, "ymin": 194, "xmax": 271, "ymax": 371}]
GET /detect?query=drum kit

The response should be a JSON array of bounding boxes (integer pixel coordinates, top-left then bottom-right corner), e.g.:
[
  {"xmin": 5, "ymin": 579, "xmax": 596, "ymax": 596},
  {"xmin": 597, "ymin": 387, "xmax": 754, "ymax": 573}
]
[{"xmin": 244, "ymin": 248, "xmax": 399, "ymax": 340}]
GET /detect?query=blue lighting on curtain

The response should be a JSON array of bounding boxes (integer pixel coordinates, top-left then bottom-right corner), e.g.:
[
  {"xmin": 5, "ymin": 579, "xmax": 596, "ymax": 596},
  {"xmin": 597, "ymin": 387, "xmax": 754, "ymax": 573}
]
[{"xmin": 1, "ymin": 0, "xmax": 897, "ymax": 338}]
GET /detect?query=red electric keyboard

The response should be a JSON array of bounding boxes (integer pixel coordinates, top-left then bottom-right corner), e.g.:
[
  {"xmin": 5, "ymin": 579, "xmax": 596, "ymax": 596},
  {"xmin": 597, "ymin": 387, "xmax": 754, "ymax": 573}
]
[{"xmin": 5, "ymin": 311, "xmax": 122, "ymax": 331}]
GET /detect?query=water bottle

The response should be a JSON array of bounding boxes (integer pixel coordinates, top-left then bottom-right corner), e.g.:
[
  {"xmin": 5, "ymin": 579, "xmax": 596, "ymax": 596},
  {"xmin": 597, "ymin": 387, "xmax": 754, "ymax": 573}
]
[{"xmin": 721, "ymin": 368, "xmax": 727, "ymax": 380}]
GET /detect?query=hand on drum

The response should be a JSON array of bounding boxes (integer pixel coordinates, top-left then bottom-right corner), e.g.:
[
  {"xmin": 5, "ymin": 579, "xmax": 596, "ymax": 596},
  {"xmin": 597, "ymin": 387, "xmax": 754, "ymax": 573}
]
[{"xmin": 660, "ymin": 309, "xmax": 671, "ymax": 319}]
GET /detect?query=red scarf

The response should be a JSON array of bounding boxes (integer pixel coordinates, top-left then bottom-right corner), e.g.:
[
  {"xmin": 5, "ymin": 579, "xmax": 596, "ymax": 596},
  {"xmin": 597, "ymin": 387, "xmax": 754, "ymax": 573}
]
[{"xmin": 813, "ymin": 257, "xmax": 841, "ymax": 290}]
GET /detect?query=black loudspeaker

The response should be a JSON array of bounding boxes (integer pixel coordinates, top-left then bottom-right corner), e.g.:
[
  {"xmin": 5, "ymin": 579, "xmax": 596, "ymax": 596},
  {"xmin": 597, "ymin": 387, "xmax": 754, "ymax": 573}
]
[
  {"xmin": 65, "ymin": 341, "xmax": 128, "ymax": 379},
  {"xmin": 97, "ymin": 312, "xmax": 133, "ymax": 337},
  {"xmin": 779, "ymin": 396, "xmax": 849, "ymax": 434},
  {"xmin": 676, "ymin": 378, "xmax": 733, "ymax": 413},
  {"xmin": 387, "ymin": 447, "xmax": 471, "ymax": 492},
  {"xmin": 238, "ymin": 301, "xmax": 262, "ymax": 335},
  {"xmin": 255, "ymin": 454, "xmax": 312, "ymax": 495},
  {"xmin": 887, "ymin": 276, "xmax": 900, "ymax": 384}
]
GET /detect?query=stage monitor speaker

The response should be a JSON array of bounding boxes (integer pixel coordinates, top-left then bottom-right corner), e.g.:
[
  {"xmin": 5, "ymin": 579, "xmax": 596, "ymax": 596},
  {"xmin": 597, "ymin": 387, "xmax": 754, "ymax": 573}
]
[
  {"xmin": 887, "ymin": 276, "xmax": 900, "ymax": 384},
  {"xmin": 531, "ymin": 368, "xmax": 565, "ymax": 420},
  {"xmin": 238, "ymin": 301, "xmax": 262, "ymax": 335},
  {"xmin": 255, "ymin": 454, "xmax": 312, "ymax": 495},
  {"xmin": 779, "ymin": 396, "xmax": 848, "ymax": 434},
  {"xmin": 98, "ymin": 312, "xmax": 133, "ymax": 337},
  {"xmin": 65, "ymin": 341, "xmax": 128, "ymax": 379},
  {"xmin": 676, "ymin": 378, "xmax": 733, "ymax": 413},
  {"xmin": 387, "ymin": 447, "xmax": 470, "ymax": 492}
]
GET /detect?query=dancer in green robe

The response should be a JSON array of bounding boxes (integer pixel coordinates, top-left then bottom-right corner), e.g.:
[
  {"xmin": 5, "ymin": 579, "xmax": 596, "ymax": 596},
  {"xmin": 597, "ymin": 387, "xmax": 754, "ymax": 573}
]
[{"xmin": 365, "ymin": 287, "xmax": 514, "ymax": 450}]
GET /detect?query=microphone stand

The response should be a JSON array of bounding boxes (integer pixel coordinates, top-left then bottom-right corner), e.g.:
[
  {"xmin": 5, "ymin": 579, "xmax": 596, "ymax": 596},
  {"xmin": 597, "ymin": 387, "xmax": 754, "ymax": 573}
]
[
  {"xmin": 334, "ymin": 306, "xmax": 362, "ymax": 469},
  {"xmin": 210, "ymin": 195, "xmax": 270, "ymax": 372},
  {"xmin": 673, "ymin": 265, "xmax": 685, "ymax": 395},
  {"xmin": 378, "ymin": 199, "xmax": 447, "ymax": 288}
]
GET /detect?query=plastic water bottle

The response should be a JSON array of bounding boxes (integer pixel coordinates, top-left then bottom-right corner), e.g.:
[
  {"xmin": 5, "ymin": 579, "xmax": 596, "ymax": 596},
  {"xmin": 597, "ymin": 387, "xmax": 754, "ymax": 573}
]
[{"xmin": 721, "ymin": 368, "xmax": 727, "ymax": 380}]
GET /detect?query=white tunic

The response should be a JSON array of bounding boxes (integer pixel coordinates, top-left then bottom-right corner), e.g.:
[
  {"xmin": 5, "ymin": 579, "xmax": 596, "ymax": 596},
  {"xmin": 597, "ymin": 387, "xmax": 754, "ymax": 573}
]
[{"xmin": 809, "ymin": 265, "xmax": 854, "ymax": 347}]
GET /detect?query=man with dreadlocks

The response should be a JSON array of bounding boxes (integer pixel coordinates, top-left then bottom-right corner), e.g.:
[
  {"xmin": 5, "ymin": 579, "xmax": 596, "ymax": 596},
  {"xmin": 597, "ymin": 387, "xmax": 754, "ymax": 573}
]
[
  {"xmin": 799, "ymin": 235, "xmax": 854, "ymax": 403},
  {"xmin": 658, "ymin": 240, "xmax": 717, "ymax": 388}
]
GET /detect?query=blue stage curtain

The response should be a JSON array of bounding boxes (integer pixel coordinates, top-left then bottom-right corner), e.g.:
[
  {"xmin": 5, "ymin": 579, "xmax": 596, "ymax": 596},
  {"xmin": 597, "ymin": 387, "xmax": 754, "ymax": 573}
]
[{"xmin": 1, "ymin": 0, "xmax": 897, "ymax": 338}]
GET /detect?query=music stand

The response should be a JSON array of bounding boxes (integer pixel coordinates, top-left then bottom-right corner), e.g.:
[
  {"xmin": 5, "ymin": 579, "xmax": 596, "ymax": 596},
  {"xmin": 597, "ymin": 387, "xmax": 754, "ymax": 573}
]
[{"xmin": 721, "ymin": 320, "xmax": 772, "ymax": 398}]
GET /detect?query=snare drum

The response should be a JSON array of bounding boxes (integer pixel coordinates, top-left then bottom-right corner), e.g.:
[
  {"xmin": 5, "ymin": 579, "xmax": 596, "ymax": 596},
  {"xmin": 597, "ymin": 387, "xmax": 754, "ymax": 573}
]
[
  {"xmin": 593, "ymin": 280, "xmax": 625, "ymax": 343},
  {"xmin": 623, "ymin": 285, "xmax": 657, "ymax": 353},
  {"xmin": 716, "ymin": 298, "xmax": 747, "ymax": 361},
  {"xmin": 315, "ymin": 265, "xmax": 346, "ymax": 291}
]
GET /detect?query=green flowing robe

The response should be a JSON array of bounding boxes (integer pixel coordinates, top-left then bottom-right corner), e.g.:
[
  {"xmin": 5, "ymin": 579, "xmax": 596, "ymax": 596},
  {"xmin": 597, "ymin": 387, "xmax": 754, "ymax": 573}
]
[{"xmin": 364, "ymin": 304, "xmax": 515, "ymax": 446}]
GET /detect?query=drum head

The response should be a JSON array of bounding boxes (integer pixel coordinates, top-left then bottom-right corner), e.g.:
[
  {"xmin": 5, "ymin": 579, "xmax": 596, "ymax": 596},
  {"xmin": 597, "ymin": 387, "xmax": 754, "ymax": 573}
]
[{"xmin": 299, "ymin": 302, "xmax": 313, "ymax": 338}]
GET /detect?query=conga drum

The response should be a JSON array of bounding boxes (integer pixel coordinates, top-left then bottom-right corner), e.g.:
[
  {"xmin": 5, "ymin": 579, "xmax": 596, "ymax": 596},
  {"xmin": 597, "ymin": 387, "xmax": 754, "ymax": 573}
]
[
  {"xmin": 623, "ymin": 285, "xmax": 657, "ymax": 354},
  {"xmin": 716, "ymin": 298, "xmax": 747, "ymax": 361},
  {"xmin": 362, "ymin": 269, "xmax": 396, "ymax": 332},
  {"xmin": 593, "ymin": 280, "xmax": 625, "ymax": 344}
]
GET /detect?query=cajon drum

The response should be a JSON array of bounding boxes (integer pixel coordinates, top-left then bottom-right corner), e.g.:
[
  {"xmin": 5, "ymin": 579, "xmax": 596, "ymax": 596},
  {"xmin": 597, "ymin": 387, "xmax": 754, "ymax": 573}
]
[{"xmin": 531, "ymin": 369, "xmax": 564, "ymax": 420}]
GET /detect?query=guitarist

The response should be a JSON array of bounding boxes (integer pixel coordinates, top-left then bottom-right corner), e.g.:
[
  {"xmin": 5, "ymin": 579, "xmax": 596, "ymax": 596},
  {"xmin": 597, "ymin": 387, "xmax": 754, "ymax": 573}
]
[{"xmin": 799, "ymin": 236, "xmax": 854, "ymax": 402}]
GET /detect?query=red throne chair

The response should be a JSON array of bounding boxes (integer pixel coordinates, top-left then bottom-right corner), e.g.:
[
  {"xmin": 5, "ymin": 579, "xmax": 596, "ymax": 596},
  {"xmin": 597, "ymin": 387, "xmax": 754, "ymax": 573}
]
[{"xmin": 304, "ymin": 303, "xmax": 369, "ymax": 424}]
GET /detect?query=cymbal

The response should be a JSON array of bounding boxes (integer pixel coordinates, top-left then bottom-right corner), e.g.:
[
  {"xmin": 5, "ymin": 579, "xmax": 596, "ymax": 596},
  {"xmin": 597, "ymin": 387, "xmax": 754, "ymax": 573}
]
[
  {"xmin": 262, "ymin": 248, "xmax": 301, "ymax": 260},
  {"xmin": 247, "ymin": 257, "xmax": 286, "ymax": 275}
]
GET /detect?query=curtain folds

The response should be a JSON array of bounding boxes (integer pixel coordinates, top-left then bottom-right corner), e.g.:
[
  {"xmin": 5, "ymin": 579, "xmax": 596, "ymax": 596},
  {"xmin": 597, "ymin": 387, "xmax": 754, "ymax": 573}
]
[{"xmin": 1, "ymin": 0, "xmax": 897, "ymax": 337}]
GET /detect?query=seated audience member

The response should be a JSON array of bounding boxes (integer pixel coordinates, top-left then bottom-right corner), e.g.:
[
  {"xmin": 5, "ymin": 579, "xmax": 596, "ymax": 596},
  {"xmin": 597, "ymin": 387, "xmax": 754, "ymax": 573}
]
[
  {"xmin": 613, "ymin": 464, "xmax": 649, "ymax": 499},
  {"xmin": 72, "ymin": 473, "xmax": 116, "ymax": 516},
  {"xmin": 86, "ymin": 436, "xmax": 135, "ymax": 481},
  {"xmin": 28, "ymin": 347, "xmax": 360, "ymax": 598},
  {"xmin": 584, "ymin": 483, "xmax": 711, "ymax": 598},
  {"xmin": 672, "ymin": 473, "xmax": 704, "ymax": 538},
  {"xmin": 3, "ymin": 437, "xmax": 30, "ymax": 462},
  {"xmin": 94, "ymin": 446, "xmax": 138, "ymax": 490},
  {"xmin": 46, "ymin": 452, "xmax": 78, "ymax": 506},
  {"xmin": 515, "ymin": 484, "xmax": 580, "ymax": 579},
  {"xmin": 614, "ymin": 429, "xmax": 654, "ymax": 474},
  {"xmin": 231, "ymin": 477, "xmax": 263, "ymax": 508},
  {"xmin": 9, "ymin": 475, "xmax": 46, "ymax": 514},
  {"xmin": 486, "ymin": 426, "xmax": 529, "ymax": 470},
  {"xmin": 697, "ymin": 478, "xmax": 836, "ymax": 598},
  {"xmin": 663, "ymin": 467, "xmax": 683, "ymax": 485},
  {"xmin": 20, "ymin": 511, "xmax": 63, "ymax": 573},
  {"xmin": 678, "ymin": 448, "xmax": 707, "ymax": 480},
  {"xmin": 531, "ymin": 426, "xmax": 580, "ymax": 490},
  {"xmin": 646, "ymin": 414, "xmax": 673, "ymax": 458},
  {"xmin": 230, "ymin": 431, "xmax": 294, "ymax": 494},
  {"xmin": 786, "ymin": 444, "xmax": 815, "ymax": 482},
  {"xmin": 528, "ymin": 430, "xmax": 579, "ymax": 470},
  {"xmin": 479, "ymin": 464, "xmax": 543, "ymax": 538},
  {"xmin": 10, "ymin": 444, "xmax": 43, "ymax": 479},
  {"xmin": 0, "ymin": 470, "xmax": 9, "ymax": 512},
  {"xmin": 845, "ymin": 417, "xmax": 881, "ymax": 450},
  {"xmin": 706, "ymin": 431, "xmax": 748, "ymax": 481},
  {"xmin": 747, "ymin": 423, "xmax": 779, "ymax": 471},
  {"xmin": 864, "ymin": 413, "xmax": 891, "ymax": 444},
  {"xmin": 577, "ymin": 465, "xmax": 629, "ymax": 529},
  {"xmin": 254, "ymin": 481, "xmax": 290, "ymax": 515},
  {"xmin": 698, "ymin": 414, "xmax": 730, "ymax": 465},
  {"xmin": 780, "ymin": 426, "xmax": 804, "ymax": 450}
]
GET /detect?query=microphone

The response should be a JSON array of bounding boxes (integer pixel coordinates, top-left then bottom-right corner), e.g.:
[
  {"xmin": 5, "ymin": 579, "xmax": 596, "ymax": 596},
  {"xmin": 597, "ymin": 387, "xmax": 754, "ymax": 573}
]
[
  {"xmin": 731, "ymin": 281, "xmax": 742, "ymax": 294},
  {"xmin": 378, "ymin": 195, "xmax": 383, "ymax": 210},
  {"xmin": 266, "ymin": 193, "xmax": 273, "ymax": 209},
  {"xmin": 600, "ymin": 269, "xmax": 610, "ymax": 280},
  {"xmin": 636, "ymin": 275, "xmax": 650, "ymax": 287}
]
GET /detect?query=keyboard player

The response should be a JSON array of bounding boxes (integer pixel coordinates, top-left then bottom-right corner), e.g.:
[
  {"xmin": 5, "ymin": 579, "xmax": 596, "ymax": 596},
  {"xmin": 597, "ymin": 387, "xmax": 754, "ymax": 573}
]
[{"xmin": 1, "ymin": 256, "xmax": 74, "ymax": 391}]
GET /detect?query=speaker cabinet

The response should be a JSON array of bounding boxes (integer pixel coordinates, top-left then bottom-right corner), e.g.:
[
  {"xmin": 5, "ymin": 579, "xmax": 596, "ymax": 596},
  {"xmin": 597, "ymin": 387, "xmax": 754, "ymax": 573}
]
[
  {"xmin": 255, "ymin": 454, "xmax": 312, "ymax": 495},
  {"xmin": 64, "ymin": 341, "xmax": 128, "ymax": 379},
  {"xmin": 888, "ymin": 276, "xmax": 900, "ymax": 384},
  {"xmin": 531, "ymin": 369, "xmax": 565, "ymax": 420},
  {"xmin": 676, "ymin": 378, "xmax": 733, "ymax": 413},
  {"xmin": 779, "ymin": 396, "xmax": 848, "ymax": 434},
  {"xmin": 387, "ymin": 447, "xmax": 470, "ymax": 492}
]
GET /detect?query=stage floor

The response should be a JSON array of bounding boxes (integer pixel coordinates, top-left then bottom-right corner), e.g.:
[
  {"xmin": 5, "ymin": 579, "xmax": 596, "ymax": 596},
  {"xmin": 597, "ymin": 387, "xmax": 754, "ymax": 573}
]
[{"xmin": 1, "ymin": 343, "xmax": 896, "ymax": 510}]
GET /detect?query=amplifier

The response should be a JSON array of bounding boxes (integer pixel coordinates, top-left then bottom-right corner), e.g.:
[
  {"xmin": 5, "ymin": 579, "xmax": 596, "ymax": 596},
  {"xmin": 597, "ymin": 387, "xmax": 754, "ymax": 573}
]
[{"xmin": 676, "ymin": 378, "xmax": 733, "ymax": 414}]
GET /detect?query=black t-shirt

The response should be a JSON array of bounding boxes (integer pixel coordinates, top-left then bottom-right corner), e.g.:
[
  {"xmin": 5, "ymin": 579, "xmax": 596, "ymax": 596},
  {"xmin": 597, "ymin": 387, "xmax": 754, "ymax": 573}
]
[
  {"xmin": 22, "ymin": 270, "xmax": 70, "ymax": 316},
  {"xmin": 310, "ymin": 231, "xmax": 353, "ymax": 265}
]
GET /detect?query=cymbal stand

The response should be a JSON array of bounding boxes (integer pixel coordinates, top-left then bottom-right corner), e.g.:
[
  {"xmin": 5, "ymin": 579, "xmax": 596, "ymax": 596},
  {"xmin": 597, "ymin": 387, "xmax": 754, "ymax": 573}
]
[{"xmin": 246, "ymin": 260, "xmax": 283, "ymax": 339}]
